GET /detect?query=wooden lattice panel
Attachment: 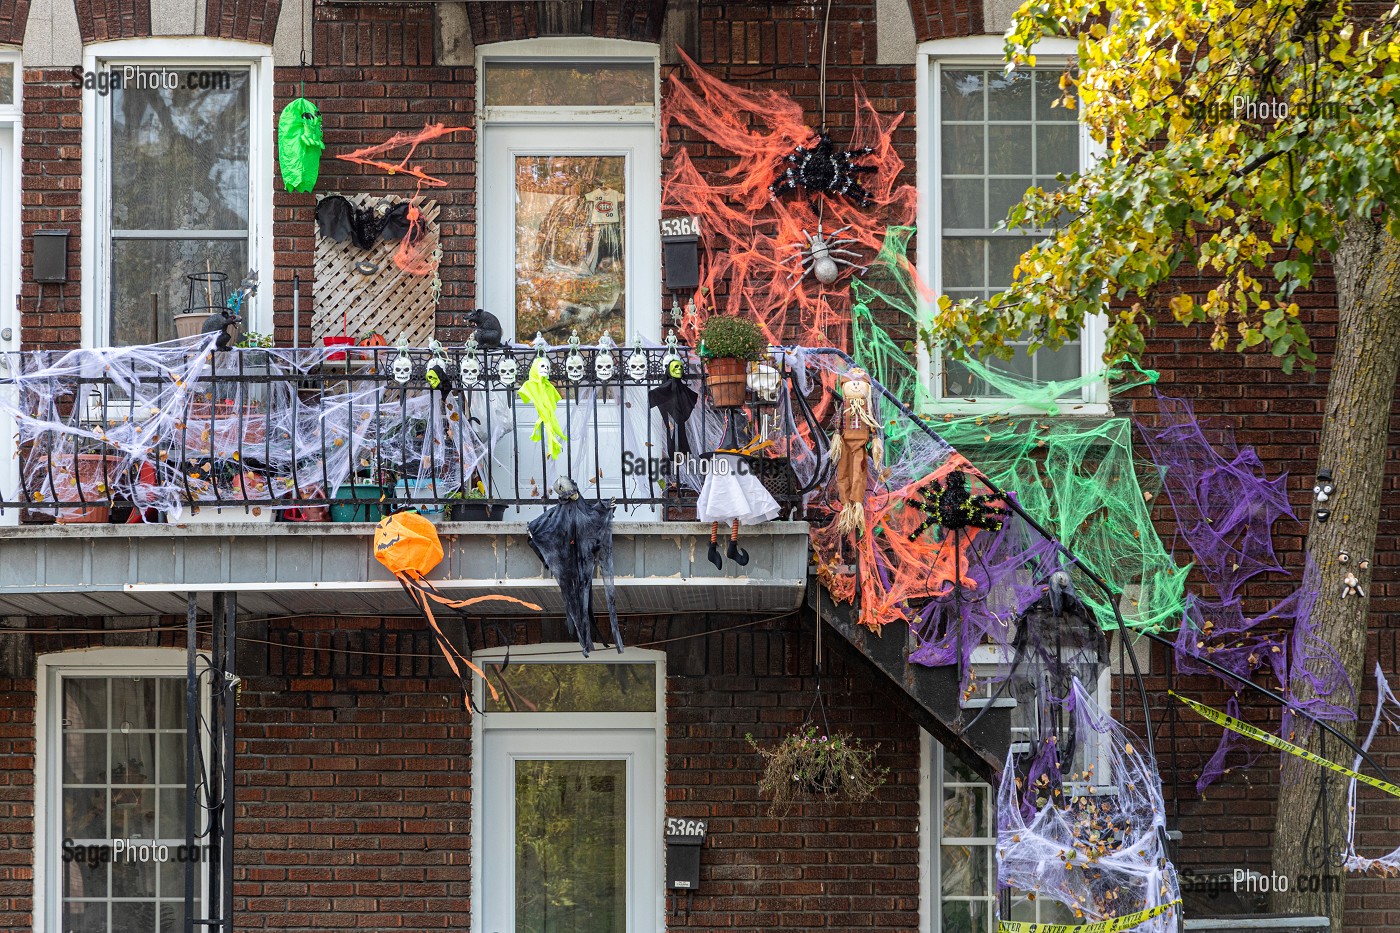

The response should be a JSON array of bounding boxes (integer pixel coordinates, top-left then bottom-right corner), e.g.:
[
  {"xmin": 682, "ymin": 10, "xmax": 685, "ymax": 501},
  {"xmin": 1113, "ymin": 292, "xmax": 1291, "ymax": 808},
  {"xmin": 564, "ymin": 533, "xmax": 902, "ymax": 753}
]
[{"xmin": 312, "ymin": 194, "xmax": 440, "ymax": 346}]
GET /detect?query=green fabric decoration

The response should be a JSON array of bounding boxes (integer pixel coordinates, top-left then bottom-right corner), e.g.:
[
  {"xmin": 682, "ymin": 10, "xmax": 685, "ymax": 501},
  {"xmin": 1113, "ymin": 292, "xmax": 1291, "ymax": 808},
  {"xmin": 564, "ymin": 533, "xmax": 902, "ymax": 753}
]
[
  {"xmin": 518, "ymin": 358, "xmax": 567, "ymax": 459},
  {"xmin": 848, "ymin": 226, "xmax": 1187, "ymax": 633},
  {"xmin": 278, "ymin": 98, "xmax": 324, "ymax": 193}
]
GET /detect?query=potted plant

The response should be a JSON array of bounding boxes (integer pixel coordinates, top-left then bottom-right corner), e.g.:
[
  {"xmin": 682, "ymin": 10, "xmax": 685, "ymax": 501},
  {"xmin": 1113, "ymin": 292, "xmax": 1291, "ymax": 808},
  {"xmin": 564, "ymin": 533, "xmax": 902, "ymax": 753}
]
[
  {"xmin": 41, "ymin": 449, "xmax": 123, "ymax": 524},
  {"xmin": 746, "ymin": 724, "xmax": 888, "ymax": 815},
  {"xmin": 331, "ymin": 461, "xmax": 394, "ymax": 523},
  {"xmin": 446, "ymin": 479, "xmax": 505, "ymax": 521},
  {"xmin": 698, "ymin": 315, "xmax": 768, "ymax": 408}
]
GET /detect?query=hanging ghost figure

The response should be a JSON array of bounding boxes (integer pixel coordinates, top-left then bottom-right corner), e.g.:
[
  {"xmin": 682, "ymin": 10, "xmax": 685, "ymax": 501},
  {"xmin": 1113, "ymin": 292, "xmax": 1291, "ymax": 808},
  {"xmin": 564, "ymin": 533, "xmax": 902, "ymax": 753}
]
[
  {"xmin": 277, "ymin": 97, "xmax": 324, "ymax": 193},
  {"xmin": 527, "ymin": 477, "xmax": 622, "ymax": 657}
]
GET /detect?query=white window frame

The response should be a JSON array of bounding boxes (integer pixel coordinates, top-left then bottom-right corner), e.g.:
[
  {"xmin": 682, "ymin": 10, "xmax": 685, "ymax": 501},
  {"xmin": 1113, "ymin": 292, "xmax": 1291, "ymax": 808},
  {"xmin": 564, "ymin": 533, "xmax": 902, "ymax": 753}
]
[
  {"xmin": 33, "ymin": 647, "xmax": 203, "ymax": 933},
  {"xmin": 474, "ymin": 38, "xmax": 663, "ymax": 343},
  {"xmin": 916, "ymin": 36, "xmax": 1110, "ymax": 416},
  {"xmin": 0, "ymin": 47, "xmax": 20, "ymax": 351},
  {"xmin": 922, "ymin": 651, "xmax": 1114, "ymax": 932},
  {"xmin": 470, "ymin": 643, "xmax": 666, "ymax": 933},
  {"xmin": 79, "ymin": 38, "xmax": 275, "ymax": 348}
]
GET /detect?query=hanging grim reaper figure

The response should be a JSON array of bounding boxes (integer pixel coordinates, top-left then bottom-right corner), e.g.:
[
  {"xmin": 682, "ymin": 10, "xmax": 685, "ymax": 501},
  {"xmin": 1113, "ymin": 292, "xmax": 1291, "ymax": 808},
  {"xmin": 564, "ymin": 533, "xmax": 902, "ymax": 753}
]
[{"xmin": 527, "ymin": 477, "xmax": 623, "ymax": 656}]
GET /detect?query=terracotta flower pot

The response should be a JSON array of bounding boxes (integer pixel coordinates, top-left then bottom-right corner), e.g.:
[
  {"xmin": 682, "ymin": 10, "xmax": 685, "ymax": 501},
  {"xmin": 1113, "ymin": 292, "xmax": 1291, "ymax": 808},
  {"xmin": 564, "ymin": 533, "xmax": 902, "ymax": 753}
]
[
  {"xmin": 705, "ymin": 357, "xmax": 749, "ymax": 408},
  {"xmin": 50, "ymin": 453, "xmax": 120, "ymax": 523},
  {"xmin": 174, "ymin": 312, "xmax": 207, "ymax": 339}
]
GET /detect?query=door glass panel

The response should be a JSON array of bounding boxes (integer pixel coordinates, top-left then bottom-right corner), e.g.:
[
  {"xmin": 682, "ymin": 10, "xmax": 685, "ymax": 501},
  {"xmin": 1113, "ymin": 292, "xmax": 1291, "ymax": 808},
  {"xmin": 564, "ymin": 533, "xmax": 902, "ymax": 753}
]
[
  {"xmin": 0, "ymin": 63, "xmax": 12, "ymax": 105},
  {"xmin": 514, "ymin": 155, "xmax": 626, "ymax": 344},
  {"xmin": 516, "ymin": 759, "xmax": 627, "ymax": 933},
  {"xmin": 485, "ymin": 663, "xmax": 656, "ymax": 713}
]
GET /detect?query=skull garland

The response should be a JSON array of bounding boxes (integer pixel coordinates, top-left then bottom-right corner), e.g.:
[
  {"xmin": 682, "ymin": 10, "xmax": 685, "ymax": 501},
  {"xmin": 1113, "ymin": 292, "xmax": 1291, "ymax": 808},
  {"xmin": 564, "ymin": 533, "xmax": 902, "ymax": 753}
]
[
  {"xmin": 565, "ymin": 331, "xmax": 587, "ymax": 383},
  {"xmin": 595, "ymin": 332, "xmax": 617, "ymax": 382},
  {"xmin": 769, "ymin": 131, "xmax": 877, "ymax": 206},
  {"xmin": 496, "ymin": 353, "xmax": 519, "ymax": 387},
  {"xmin": 626, "ymin": 338, "xmax": 650, "ymax": 383}
]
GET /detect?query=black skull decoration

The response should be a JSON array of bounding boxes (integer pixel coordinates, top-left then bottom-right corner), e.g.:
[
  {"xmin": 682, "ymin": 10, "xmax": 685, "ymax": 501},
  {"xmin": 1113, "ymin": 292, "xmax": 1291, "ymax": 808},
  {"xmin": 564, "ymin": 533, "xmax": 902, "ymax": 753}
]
[{"xmin": 769, "ymin": 131, "xmax": 877, "ymax": 207}]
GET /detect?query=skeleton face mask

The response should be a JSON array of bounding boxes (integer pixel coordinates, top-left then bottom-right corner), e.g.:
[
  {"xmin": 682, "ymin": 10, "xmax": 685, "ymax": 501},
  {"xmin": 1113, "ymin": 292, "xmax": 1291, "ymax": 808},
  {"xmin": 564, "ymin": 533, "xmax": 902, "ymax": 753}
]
[
  {"xmin": 496, "ymin": 354, "xmax": 518, "ymax": 386},
  {"xmin": 565, "ymin": 352, "xmax": 586, "ymax": 382},
  {"xmin": 595, "ymin": 352, "xmax": 615, "ymax": 382},
  {"xmin": 626, "ymin": 349, "xmax": 649, "ymax": 382},
  {"xmin": 392, "ymin": 351, "xmax": 413, "ymax": 384}
]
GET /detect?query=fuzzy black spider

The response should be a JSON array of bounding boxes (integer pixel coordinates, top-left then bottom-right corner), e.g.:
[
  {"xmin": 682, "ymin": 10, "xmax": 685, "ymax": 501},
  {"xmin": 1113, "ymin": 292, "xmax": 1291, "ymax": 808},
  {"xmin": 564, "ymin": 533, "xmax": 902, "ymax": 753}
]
[
  {"xmin": 906, "ymin": 468, "xmax": 1009, "ymax": 542},
  {"xmin": 769, "ymin": 131, "xmax": 877, "ymax": 206}
]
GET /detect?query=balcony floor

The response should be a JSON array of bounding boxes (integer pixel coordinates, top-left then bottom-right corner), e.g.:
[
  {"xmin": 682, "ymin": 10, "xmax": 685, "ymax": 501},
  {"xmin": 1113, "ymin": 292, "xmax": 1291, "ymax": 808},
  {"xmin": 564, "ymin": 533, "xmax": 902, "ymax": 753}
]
[{"xmin": 0, "ymin": 520, "xmax": 811, "ymax": 618}]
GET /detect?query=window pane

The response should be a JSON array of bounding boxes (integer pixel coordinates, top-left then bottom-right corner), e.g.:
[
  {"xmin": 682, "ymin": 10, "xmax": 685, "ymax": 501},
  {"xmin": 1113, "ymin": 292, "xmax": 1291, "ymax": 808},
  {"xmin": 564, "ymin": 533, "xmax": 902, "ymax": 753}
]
[
  {"xmin": 514, "ymin": 155, "xmax": 627, "ymax": 344},
  {"xmin": 1035, "ymin": 68, "xmax": 1078, "ymax": 121},
  {"xmin": 941, "ymin": 844, "xmax": 990, "ymax": 896},
  {"xmin": 0, "ymin": 63, "xmax": 13, "ymax": 105},
  {"xmin": 942, "ymin": 783, "xmax": 988, "ymax": 837},
  {"xmin": 942, "ymin": 122, "xmax": 984, "ymax": 175},
  {"xmin": 111, "ymin": 238, "xmax": 248, "ymax": 345},
  {"xmin": 942, "ymin": 178, "xmax": 984, "ymax": 228},
  {"xmin": 988, "ymin": 125, "xmax": 1032, "ymax": 175},
  {"xmin": 941, "ymin": 899, "xmax": 992, "ymax": 933},
  {"xmin": 988, "ymin": 237, "xmax": 1035, "ymax": 289},
  {"xmin": 940, "ymin": 70, "xmax": 985, "ymax": 121},
  {"xmin": 516, "ymin": 759, "xmax": 627, "ymax": 933},
  {"xmin": 942, "ymin": 238, "xmax": 986, "ymax": 290},
  {"xmin": 485, "ymin": 61, "xmax": 654, "ymax": 107},
  {"xmin": 484, "ymin": 663, "xmax": 656, "ymax": 713},
  {"xmin": 110, "ymin": 69, "xmax": 250, "ymax": 231},
  {"xmin": 988, "ymin": 178, "xmax": 1033, "ymax": 228},
  {"xmin": 1037, "ymin": 123, "xmax": 1079, "ymax": 177},
  {"xmin": 985, "ymin": 69, "xmax": 1032, "ymax": 121}
]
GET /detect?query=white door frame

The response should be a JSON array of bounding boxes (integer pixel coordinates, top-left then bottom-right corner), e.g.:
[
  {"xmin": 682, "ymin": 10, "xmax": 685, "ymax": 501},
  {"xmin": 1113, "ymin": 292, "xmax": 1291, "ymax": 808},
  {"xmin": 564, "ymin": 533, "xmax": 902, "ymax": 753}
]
[
  {"xmin": 472, "ymin": 644, "xmax": 666, "ymax": 933},
  {"xmin": 0, "ymin": 52, "xmax": 21, "ymax": 523}
]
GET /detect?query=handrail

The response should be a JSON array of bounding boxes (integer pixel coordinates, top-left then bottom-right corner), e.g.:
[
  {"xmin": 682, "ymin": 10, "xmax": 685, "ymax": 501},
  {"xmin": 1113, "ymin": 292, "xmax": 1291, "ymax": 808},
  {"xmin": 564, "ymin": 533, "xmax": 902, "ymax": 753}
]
[{"xmin": 796, "ymin": 345, "xmax": 1396, "ymax": 789}]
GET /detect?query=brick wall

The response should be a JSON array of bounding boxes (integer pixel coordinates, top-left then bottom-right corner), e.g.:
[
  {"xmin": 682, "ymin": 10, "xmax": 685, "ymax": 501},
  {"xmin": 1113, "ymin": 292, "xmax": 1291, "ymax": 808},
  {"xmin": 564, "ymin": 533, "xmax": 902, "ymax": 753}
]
[
  {"xmin": 20, "ymin": 69, "xmax": 83, "ymax": 350},
  {"xmin": 0, "ymin": 676, "xmax": 34, "ymax": 932},
  {"xmin": 232, "ymin": 612, "xmax": 920, "ymax": 932}
]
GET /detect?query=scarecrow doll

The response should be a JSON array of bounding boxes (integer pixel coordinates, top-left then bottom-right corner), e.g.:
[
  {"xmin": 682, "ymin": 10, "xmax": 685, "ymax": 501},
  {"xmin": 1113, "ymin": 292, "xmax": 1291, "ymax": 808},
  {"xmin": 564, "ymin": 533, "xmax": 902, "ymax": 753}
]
[{"xmin": 829, "ymin": 368, "xmax": 883, "ymax": 535}]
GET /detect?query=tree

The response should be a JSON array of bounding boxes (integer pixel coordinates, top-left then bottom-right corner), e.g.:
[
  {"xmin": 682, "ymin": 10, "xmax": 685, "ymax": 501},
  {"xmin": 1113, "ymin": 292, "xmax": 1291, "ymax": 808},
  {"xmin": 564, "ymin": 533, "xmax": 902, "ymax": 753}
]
[{"xmin": 932, "ymin": 1, "xmax": 1400, "ymax": 927}]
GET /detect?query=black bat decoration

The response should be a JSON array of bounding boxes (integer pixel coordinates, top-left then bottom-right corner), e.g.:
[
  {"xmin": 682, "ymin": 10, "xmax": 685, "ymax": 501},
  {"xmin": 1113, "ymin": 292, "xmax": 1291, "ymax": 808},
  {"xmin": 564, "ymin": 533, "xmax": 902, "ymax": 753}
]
[{"xmin": 906, "ymin": 468, "xmax": 1009, "ymax": 542}]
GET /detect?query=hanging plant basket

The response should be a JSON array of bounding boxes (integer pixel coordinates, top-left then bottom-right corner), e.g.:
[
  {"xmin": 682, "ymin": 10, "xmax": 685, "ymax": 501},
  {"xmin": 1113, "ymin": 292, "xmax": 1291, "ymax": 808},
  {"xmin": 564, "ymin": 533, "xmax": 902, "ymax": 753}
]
[
  {"xmin": 704, "ymin": 356, "xmax": 748, "ymax": 407},
  {"xmin": 746, "ymin": 724, "xmax": 887, "ymax": 815},
  {"xmin": 699, "ymin": 315, "xmax": 768, "ymax": 409}
]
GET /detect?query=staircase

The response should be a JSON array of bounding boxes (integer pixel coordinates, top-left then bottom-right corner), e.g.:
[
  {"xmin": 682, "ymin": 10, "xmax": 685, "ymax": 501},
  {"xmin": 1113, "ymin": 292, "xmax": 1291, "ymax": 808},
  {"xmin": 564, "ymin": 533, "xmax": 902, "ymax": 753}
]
[{"xmin": 809, "ymin": 583, "xmax": 1012, "ymax": 784}]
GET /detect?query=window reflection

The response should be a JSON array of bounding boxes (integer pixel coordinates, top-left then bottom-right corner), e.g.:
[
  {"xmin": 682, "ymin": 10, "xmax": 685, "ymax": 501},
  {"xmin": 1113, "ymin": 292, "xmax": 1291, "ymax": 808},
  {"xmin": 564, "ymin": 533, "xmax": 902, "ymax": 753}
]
[{"xmin": 484, "ymin": 662, "xmax": 655, "ymax": 713}]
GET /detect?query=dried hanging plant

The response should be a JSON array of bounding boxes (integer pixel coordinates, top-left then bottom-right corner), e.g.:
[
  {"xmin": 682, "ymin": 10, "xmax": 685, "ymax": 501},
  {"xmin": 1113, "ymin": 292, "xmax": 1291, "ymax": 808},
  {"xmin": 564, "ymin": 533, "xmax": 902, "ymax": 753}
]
[{"xmin": 746, "ymin": 725, "xmax": 888, "ymax": 815}]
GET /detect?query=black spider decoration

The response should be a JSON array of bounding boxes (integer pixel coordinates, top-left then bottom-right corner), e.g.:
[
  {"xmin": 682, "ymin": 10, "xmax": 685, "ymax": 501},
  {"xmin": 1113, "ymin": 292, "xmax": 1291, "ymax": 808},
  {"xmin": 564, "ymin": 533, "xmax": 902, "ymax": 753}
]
[
  {"xmin": 906, "ymin": 468, "xmax": 1009, "ymax": 542},
  {"xmin": 769, "ymin": 131, "xmax": 877, "ymax": 206}
]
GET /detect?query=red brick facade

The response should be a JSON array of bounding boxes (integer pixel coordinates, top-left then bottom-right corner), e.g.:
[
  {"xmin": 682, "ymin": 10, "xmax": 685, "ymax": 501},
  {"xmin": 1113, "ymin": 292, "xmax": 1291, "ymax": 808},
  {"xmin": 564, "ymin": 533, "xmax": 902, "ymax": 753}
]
[{"xmin": 5, "ymin": 0, "xmax": 1400, "ymax": 929}]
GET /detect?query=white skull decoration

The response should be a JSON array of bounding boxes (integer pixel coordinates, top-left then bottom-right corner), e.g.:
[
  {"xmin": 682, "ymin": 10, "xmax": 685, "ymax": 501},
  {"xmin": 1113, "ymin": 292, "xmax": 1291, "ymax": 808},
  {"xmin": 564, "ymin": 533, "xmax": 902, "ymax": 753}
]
[
  {"xmin": 595, "ymin": 351, "xmax": 615, "ymax": 382},
  {"xmin": 392, "ymin": 350, "xmax": 413, "ymax": 385},
  {"xmin": 626, "ymin": 348, "xmax": 649, "ymax": 382},
  {"xmin": 461, "ymin": 338, "xmax": 481, "ymax": 384},
  {"xmin": 496, "ymin": 354, "xmax": 518, "ymax": 386},
  {"xmin": 565, "ymin": 352, "xmax": 586, "ymax": 382}
]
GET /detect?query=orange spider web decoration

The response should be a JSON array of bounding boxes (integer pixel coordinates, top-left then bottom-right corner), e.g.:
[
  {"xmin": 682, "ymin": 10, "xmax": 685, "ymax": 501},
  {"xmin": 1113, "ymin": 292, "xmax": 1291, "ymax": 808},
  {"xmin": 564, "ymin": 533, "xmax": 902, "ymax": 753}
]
[
  {"xmin": 662, "ymin": 50, "xmax": 921, "ymax": 352},
  {"xmin": 336, "ymin": 121, "xmax": 471, "ymax": 188}
]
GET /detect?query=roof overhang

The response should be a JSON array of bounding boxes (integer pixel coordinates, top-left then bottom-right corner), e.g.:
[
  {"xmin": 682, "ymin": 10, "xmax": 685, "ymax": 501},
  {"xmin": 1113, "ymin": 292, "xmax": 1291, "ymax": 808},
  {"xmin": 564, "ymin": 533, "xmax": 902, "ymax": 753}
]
[{"xmin": 0, "ymin": 521, "xmax": 812, "ymax": 618}]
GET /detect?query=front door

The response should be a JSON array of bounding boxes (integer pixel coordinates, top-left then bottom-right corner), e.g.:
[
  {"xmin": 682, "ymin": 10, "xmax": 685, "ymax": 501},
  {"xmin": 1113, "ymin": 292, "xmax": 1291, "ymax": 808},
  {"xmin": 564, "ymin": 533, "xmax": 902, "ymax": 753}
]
[
  {"xmin": 479, "ymin": 122, "xmax": 662, "ymax": 515},
  {"xmin": 482, "ymin": 728, "xmax": 657, "ymax": 933}
]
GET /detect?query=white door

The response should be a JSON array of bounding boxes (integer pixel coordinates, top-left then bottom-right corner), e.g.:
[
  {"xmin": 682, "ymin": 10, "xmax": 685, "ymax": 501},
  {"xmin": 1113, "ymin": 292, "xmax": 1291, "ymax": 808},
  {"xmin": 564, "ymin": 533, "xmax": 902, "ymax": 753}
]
[
  {"xmin": 482, "ymin": 728, "xmax": 658, "ymax": 933},
  {"xmin": 479, "ymin": 123, "xmax": 661, "ymax": 516}
]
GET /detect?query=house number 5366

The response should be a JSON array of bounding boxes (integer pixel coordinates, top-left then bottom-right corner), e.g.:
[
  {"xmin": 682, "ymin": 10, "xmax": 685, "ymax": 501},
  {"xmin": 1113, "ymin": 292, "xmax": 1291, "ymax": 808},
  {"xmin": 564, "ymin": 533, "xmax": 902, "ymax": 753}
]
[{"xmin": 665, "ymin": 818, "xmax": 707, "ymax": 837}]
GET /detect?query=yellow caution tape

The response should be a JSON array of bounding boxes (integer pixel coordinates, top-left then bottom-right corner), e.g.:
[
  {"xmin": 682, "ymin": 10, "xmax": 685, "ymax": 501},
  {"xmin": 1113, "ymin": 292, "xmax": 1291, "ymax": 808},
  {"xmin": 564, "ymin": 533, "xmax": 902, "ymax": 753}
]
[
  {"xmin": 1171, "ymin": 691, "xmax": 1400, "ymax": 800},
  {"xmin": 996, "ymin": 899, "xmax": 1180, "ymax": 933}
]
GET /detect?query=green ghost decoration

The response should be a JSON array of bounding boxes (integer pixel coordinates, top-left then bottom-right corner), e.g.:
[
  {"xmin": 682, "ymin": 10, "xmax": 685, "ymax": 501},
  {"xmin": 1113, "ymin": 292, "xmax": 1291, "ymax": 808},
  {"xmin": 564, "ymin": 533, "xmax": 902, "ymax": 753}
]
[
  {"xmin": 277, "ymin": 98, "xmax": 324, "ymax": 193},
  {"xmin": 518, "ymin": 357, "xmax": 567, "ymax": 460}
]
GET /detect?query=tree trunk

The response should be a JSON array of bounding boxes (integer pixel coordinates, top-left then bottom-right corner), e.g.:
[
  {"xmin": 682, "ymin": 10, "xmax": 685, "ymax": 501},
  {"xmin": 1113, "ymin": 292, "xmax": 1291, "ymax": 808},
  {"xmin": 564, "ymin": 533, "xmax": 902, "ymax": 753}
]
[{"xmin": 1270, "ymin": 214, "xmax": 1400, "ymax": 930}]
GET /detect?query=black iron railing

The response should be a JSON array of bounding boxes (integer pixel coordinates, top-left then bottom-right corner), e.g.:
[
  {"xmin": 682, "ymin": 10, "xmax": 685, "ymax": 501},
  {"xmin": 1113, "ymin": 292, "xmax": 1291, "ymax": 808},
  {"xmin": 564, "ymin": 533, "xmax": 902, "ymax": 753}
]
[{"xmin": 0, "ymin": 341, "xmax": 828, "ymax": 522}]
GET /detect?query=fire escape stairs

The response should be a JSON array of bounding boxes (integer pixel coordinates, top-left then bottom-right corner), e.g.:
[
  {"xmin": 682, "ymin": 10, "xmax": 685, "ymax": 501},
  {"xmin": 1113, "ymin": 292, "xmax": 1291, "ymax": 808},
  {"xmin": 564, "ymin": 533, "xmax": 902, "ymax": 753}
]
[{"xmin": 805, "ymin": 580, "xmax": 1011, "ymax": 785}]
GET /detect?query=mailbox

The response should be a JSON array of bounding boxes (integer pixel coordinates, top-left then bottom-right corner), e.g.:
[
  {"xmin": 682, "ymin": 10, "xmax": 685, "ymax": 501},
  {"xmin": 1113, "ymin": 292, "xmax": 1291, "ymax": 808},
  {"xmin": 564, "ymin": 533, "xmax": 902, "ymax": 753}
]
[
  {"xmin": 33, "ymin": 229, "xmax": 70, "ymax": 284},
  {"xmin": 660, "ymin": 215, "xmax": 701, "ymax": 291},
  {"xmin": 664, "ymin": 817, "xmax": 707, "ymax": 890}
]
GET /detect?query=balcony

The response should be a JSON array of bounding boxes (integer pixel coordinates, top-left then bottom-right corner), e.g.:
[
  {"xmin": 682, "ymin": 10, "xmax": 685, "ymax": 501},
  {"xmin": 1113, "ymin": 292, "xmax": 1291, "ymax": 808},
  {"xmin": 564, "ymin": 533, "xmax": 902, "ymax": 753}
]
[{"xmin": 0, "ymin": 338, "xmax": 819, "ymax": 615}]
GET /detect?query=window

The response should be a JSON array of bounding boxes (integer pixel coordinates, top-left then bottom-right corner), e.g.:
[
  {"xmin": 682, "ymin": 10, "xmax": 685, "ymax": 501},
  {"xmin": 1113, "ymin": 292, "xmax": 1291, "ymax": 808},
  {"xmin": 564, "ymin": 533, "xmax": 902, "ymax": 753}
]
[
  {"xmin": 926, "ymin": 656, "xmax": 1112, "ymax": 932},
  {"xmin": 36, "ymin": 649, "xmax": 200, "ymax": 933},
  {"xmin": 472, "ymin": 646, "xmax": 665, "ymax": 933},
  {"xmin": 82, "ymin": 40, "xmax": 274, "ymax": 348},
  {"xmin": 918, "ymin": 38, "xmax": 1106, "ymax": 409}
]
